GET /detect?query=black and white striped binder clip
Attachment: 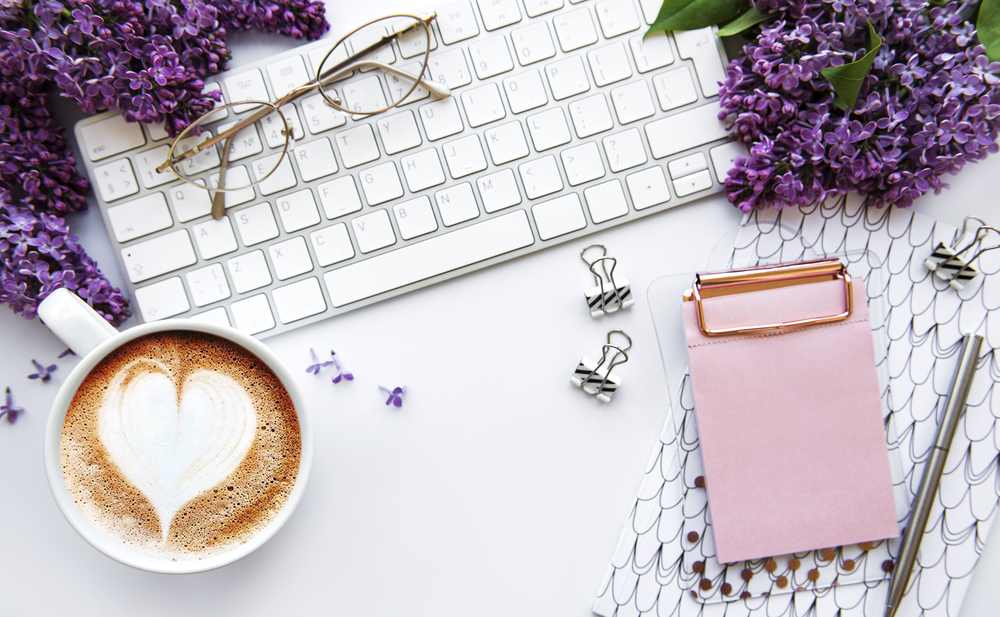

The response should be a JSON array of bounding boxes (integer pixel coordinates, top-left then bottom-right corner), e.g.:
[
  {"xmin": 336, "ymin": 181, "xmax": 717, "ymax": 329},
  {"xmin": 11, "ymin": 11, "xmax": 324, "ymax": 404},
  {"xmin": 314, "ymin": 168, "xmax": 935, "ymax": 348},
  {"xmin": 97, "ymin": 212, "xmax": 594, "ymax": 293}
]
[
  {"xmin": 570, "ymin": 330, "xmax": 631, "ymax": 403},
  {"xmin": 582, "ymin": 244, "xmax": 634, "ymax": 317},
  {"xmin": 924, "ymin": 217, "xmax": 998, "ymax": 290}
]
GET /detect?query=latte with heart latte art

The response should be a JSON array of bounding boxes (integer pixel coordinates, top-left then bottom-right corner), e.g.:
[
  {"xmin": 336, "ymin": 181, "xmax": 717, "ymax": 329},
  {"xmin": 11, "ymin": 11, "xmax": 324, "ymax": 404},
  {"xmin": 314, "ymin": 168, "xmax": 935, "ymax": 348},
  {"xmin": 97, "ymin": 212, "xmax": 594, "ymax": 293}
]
[{"xmin": 61, "ymin": 331, "xmax": 300, "ymax": 560}]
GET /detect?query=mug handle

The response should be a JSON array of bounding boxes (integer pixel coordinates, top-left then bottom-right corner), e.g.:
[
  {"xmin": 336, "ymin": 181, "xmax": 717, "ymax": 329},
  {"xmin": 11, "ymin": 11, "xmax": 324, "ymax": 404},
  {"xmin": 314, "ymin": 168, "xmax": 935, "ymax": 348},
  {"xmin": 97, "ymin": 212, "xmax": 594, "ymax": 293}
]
[{"xmin": 38, "ymin": 288, "xmax": 120, "ymax": 357}]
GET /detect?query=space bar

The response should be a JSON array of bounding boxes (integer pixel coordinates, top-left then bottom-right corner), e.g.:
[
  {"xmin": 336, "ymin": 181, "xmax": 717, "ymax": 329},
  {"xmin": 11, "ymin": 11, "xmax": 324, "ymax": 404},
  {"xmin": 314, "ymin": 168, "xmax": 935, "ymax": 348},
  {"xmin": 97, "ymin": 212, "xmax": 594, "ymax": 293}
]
[{"xmin": 323, "ymin": 211, "xmax": 535, "ymax": 307}]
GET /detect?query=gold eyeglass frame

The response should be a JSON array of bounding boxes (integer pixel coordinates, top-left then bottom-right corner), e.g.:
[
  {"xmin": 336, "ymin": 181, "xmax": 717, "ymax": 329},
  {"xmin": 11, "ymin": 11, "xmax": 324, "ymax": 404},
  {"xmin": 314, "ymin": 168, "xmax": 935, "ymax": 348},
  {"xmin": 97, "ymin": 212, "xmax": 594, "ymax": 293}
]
[{"xmin": 157, "ymin": 13, "xmax": 442, "ymax": 220}]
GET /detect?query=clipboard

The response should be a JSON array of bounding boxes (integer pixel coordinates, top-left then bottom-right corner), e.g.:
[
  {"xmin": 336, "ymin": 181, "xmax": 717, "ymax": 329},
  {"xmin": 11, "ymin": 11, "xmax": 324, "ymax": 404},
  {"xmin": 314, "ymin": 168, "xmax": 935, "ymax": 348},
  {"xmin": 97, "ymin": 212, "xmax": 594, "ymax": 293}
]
[
  {"xmin": 679, "ymin": 258, "xmax": 898, "ymax": 565},
  {"xmin": 595, "ymin": 199, "xmax": 1000, "ymax": 617}
]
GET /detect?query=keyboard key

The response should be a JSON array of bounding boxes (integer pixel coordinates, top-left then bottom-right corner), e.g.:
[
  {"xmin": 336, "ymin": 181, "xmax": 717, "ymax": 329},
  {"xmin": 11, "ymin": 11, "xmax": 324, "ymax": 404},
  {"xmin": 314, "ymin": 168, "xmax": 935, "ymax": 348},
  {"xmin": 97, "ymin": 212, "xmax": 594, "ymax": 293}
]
[
  {"xmin": 134, "ymin": 145, "xmax": 175, "ymax": 189},
  {"xmin": 469, "ymin": 36, "xmax": 515, "ymax": 79},
  {"xmin": 673, "ymin": 168, "xmax": 713, "ymax": 197},
  {"xmin": 272, "ymin": 277, "xmax": 327, "ymax": 324},
  {"xmin": 308, "ymin": 42, "xmax": 345, "ymax": 76},
  {"xmin": 393, "ymin": 196, "xmax": 438, "ymax": 239},
  {"xmin": 553, "ymin": 8, "xmax": 598, "ymax": 52},
  {"xmin": 376, "ymin": 110, "xmax": 423, "ymax": 154},
  {"xmin": 568, "ymin": 94, "xmax": 614, "ymax": 137},
  {"xmin": 484, "ymin": 121, "xmax": 530, "ymax": 165},
  {"xmin": 668, "ymin": 152, "xmax": 708, "ymax": 179},
  {"xmin": 323, "ymin": 211, "xmax": 534, "ymax": 307},
  {"xmin": 335, "ymin": 125, "xmax": 380, "ymax": 168},
  {"xmin": 526, "ymin": 108, "xmax": 571, "ymax": 151},
  {"xmin": 674, "ymin": 27, "xmax": 725, "ymax": 97},
  {"xmin": 341, "ymin": 75, "xmax": 389, "ymax": 113},
  {"xmin": 595, "ymin": 0, "xmax": 640, "ymax": 38},
  {"xmin": 292, "ymin": 137, "xmax": 338, "ymax": 182},
  {"xmin": 583, "ymin": 179, "xmax": 629, "ymax": 223},
  {"xmin": 391, "ymin": 62, "xmax": 434, "ymax": 104},
  {"xmin": 653, "ymin": 66, "xmax": 699, "ymax": 111},
  {"xmin": 192, "ymin": 216, "xmax": 238, "ymax": 259},
  {"xmin": 80, "ymin": 114, "xmax": 145, "ymax": 161},
  {"xmin": 419, "ymin": 97, "xmax": 465, "ymax": 140},
  {"xmin": 645, "ymin": 104, "xmax": 730, "ymax": 158},
  {"xmin": 224, "ymin": 69, "xmax": 269, "ymax": 105},
  {"xmin": 611, "ymin": 81, "xmax": 655, "ymax": 124},
  {"xmin": 510, "ymin": 21, "xmax": 557, "ymax": 66},
  {"xmin": 519, "ymin": 155, "xmax": 563, "ymax": 199},
  {"xmin": 443, "ymin": 135, "xmax": 489, "ymax": 178},
  {"xmin": 107, "ymin": 192, "xmax": 173, "ymax": 243},
  {"xmin": 428, "ymin": 48, "xmax": 473, "ymax": 89},
  {"xmin": 545, "ymin": 56, "xmax": 590, "ymax": 100},
  {"xmin": 348, "ymin": 24, "xmax": 395, "ymax": 66},
  {"xmin": 234, "ymin": 202, "xmax": 280, "ymax": 246},
  {"xmin": 603, "ymin": 129, "xmax": 648, "ymax": 173},
  {"xmin": 630, "ymin": 32, "xmax": 674, "ymax": 73},
  {"xmin": 93, "ymin": 159, "xmax": 139, "ymax": 202},
  {"xmin": 435, "ymin": 183, "xmax": 480, "ymax": 226},
  {"xmin": 503, "ymin": 69, "xmax": 548, "ymax": 113},
  {"xmin": 209, "ymin": 166, "xmax": 255, "ymax": 208},
  {"xmin": 190, "ymin": 307, "xmax": 231, "ymax": 327},
  {"xmin": 252, "ymin": 153, "xmax": 297, "ymax": 196},
  {"xmin": 560, "ymin": 142, "xmax": 606, "ymax": 186},
  {"xmin": 626, "ymin": 167, "xmax": 671, "ymax": 210},
  {"xmin": 268, "ymin": 236, "xmax": 313, "ymax": 280},
  {"xmin": 710, "ymin": 141, "xmax": 749, "ymax": 180},
  {"xmin": 310, "ymin": 224, "xmax": 355, "ymax": 266},
  {"xmin": 262, "ymin": 107, "xmax": 304, "ymax": 145},
  {"xmin": 477, "ymin": 168, "xmax": 522, "ymax": 212},
  {"xmin": 134, "ymin": 277, "xmax": 190, "ymax": 321},
  {"xmin": 587, "ymin": 43, "xmax": 632, "ymax": 87},
  {"xmin": 531, "ymin": 193, "xmax": 586, "ymax": 240},
  {"xmin": 215, "ymin": 121, "xmax": 263, "ymax": 162},
  {"xmin": 359, "ymin": 162, "xmax": 405, "ymax": 205},
  {"xmin": 317, "ymin": 176, "xmax": 364, "ymax": 219},
  {"xmin": 637, "ymin": 0, "xmax": 660, "ymax": 24},
  {"xmin": 400, "ymin": 149, "xmax": 447, "ymax": 192},
  {"xmin": 300, "ymin": 94, "xmax": 347, "ymax": 134},
  {"xmin": 478, "ymin": 0, "xmax": 521, "ymax": 30},
  {"xmin": 186, "ymin": 263, "xmax": 231, "ymax": 307},
  {"xmin": 437, "ymin": 1, "xmax": 480, "ymax": 44},
  {"xmin": 266, "ymin": 55, "xmax": 309, "ymax": 99},
  {"xmin": 275, "ymin": 188, "xmax": 320, "ymax": 233},
  {"xmin": 523, "ymin": 0, "xmax": 563, "ymax": 17},
  {"xmin": 227, "ymin": 250, "xmax": 272, "ymax": 293},
  {"xmin": 121, "ymin": 230, "xmax": 197, "ymax": 283},
  {"xmin": 230, "ymin": 294, "xmax": 275, "ymax": 335},
  {"xmin": 396, "ymin": 18, "xmax": 438, "ymax": 58},
  {"xmin": 168, "ymin": 181, "xmax": 212, "ymax": 222},
  {"xmin": 461, "ymin": 83, "xmax": 507, "ymax": 127},
  {"xmin": 352, "ymin": 209, "xmax": 396, "ymax": 253}
]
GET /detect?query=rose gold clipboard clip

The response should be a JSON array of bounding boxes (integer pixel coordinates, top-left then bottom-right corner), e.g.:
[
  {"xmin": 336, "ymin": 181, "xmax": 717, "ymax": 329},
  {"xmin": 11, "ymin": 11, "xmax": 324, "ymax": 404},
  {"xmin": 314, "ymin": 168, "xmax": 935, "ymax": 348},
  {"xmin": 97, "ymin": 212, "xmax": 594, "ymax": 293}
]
[{"xmin": 682, "ymin": 258, "xmax": 853, "ymax": 336}]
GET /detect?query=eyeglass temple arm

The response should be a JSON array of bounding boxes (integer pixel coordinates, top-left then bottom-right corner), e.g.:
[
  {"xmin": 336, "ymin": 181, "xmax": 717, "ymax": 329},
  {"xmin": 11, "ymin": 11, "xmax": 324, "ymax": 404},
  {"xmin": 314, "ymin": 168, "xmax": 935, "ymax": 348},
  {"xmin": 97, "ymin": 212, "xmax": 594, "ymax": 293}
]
[
  {"xmin": 322, "ymin": 60, "xmax": 449, "ymax": 98},
  {"xmin": 210, "ymin": 132, "xmax": 238, "ymax": 220}
]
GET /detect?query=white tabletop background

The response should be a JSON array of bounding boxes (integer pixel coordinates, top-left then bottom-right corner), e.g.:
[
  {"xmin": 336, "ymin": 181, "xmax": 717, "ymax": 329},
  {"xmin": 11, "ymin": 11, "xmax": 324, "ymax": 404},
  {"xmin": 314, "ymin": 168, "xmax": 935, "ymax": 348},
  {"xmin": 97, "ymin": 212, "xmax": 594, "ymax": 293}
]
[{"xmin": 1, "ymin": 1, "xmax": 998, "ymax": 615}]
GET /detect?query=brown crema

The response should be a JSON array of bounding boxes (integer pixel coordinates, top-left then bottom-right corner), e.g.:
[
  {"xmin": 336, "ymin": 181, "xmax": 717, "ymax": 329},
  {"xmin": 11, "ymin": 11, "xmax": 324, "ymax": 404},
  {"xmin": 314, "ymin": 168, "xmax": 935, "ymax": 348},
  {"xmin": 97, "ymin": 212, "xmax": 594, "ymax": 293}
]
[{"xmin": 60, "ymin": 330, "xmax": 300, "ymax": 560}]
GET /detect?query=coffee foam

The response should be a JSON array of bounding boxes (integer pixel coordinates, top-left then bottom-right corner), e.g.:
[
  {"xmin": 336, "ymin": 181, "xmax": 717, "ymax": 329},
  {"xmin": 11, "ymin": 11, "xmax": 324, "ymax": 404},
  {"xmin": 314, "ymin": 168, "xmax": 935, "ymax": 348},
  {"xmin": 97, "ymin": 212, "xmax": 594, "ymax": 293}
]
[{"xmin": 61, "ymin": 331, "xmax": 300, "ymax": 560}]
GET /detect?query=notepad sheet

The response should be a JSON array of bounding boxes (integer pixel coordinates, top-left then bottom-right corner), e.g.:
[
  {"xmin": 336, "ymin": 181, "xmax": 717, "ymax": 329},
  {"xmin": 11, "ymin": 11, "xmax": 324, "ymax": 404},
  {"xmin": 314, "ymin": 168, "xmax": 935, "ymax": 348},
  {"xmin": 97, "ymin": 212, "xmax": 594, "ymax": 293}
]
[{"xmin": 594, "ymin": 196, "xmax": 1000, "ymax": 617}]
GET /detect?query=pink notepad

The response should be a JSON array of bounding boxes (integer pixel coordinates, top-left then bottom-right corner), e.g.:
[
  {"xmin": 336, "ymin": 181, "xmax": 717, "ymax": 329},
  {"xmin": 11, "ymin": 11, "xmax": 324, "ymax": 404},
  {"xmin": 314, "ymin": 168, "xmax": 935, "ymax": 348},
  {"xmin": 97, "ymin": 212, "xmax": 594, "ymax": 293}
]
[{"xmin": 681, "ymin": 275, "xmax": 898, "ymax": 564}]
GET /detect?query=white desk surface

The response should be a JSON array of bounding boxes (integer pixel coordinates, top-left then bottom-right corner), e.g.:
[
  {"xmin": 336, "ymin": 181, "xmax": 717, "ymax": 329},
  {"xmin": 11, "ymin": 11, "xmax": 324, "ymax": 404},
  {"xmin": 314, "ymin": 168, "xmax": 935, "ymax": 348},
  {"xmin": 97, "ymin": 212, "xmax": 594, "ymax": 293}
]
[{"xmin": 1, "ymin": 2, "xmax": 998, "ymax": 615}]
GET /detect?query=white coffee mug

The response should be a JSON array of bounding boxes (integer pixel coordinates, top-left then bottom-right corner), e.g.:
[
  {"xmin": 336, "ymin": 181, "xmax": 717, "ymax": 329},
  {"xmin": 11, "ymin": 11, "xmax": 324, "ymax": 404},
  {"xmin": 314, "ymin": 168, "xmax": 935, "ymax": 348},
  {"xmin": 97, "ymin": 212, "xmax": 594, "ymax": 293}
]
[{"xmin": 39, "ymin": 288, "xmax": 313, "ymax": 574}]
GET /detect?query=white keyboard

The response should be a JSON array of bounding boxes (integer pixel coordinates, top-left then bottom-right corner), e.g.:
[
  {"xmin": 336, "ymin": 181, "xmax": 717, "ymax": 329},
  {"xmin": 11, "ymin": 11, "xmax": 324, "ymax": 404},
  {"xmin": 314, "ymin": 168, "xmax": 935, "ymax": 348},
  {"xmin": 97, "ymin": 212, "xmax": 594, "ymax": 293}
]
[{"xmin": 74, "ymin": 0, "xmax": 745, "ymax": 338}]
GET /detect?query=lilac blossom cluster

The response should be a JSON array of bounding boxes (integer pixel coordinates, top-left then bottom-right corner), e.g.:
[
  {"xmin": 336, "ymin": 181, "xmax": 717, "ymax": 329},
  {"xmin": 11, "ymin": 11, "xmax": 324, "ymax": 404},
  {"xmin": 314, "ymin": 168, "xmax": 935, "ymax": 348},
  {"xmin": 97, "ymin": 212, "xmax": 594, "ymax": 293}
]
[
  {"xmin": 719, "ymin": 0, "xmax": 1000, "ymax": 211},
  {"xmin": 0, "ymin": 0, "xmax": 328, "ymax": 323},
  {"xmin": 1, "ymin": 195, "xmax": 130, "ymax": 324}
]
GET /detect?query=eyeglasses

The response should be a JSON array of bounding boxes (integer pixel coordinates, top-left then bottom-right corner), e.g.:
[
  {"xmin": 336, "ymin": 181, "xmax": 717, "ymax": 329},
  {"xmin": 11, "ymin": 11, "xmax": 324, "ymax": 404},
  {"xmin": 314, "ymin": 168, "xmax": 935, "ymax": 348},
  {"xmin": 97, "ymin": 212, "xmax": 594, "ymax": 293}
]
[{"xmin": 156, "ymin": 13, "xmax": 448, "ymax": 220}]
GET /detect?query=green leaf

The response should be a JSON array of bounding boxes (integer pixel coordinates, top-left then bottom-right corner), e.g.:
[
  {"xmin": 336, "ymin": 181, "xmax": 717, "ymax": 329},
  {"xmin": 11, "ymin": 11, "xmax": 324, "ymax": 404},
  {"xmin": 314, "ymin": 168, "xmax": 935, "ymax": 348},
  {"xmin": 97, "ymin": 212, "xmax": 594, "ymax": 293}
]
[
  {"xmin": 645, "ymin": 0, "xmax": 748, "ymax": 37},
  {"xmin": 717, "ymin": 7, "xmax": 770, "ymax": 37},
  {"xmin": 978, "ymin": 0, "xmax": 1000, "ymax": 61},
  {"xmin": 819, "ymin": 20, "xmax": 883, "ymax": 111}
]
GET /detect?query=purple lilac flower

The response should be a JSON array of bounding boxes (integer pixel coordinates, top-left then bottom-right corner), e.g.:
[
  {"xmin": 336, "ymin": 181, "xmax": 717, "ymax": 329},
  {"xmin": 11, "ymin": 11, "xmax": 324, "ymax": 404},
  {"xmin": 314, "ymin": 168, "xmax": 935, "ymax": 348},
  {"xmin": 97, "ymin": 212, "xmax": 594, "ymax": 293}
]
[
  {"xmin": 331, "ymin": 352, "xmax": 353, "ymax": 384},
  {"xmin": 718, "ymin": 0, "xmax": 1000, "ymax": 211},
  {"xmin": 306, "ymin": 348, "xmax": 332, "ymax": 375},
  {"xmin": 0, "ymin": 387, "xmax": 23, "ymax": 424},
  {"xmin": 379, "ymin": 385, "xmax": 406, "ymax": 408},
  {"xmin": 27, "ymin": 359, "xmax": 57, "ymax": 382}
]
